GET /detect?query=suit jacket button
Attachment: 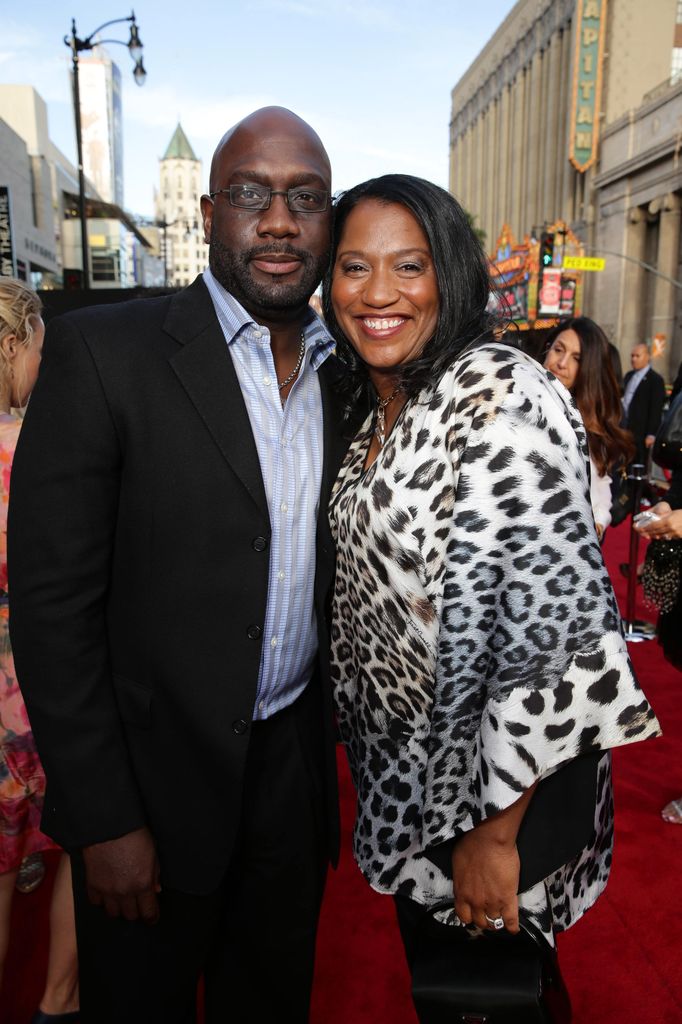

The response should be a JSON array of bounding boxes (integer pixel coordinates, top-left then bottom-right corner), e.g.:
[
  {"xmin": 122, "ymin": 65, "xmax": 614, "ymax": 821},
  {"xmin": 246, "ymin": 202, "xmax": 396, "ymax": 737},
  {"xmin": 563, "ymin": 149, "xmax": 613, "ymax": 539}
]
[
  {"xmin": 232, "ymin": 719, "xmax": 248, "ymax": 735},
  {"xmin": 252, "ymin": 536, "xmax": 268, "ymax": 552},
  {"xmin": 247, "ymin": 624, "xmax": 262, "ymax": 640}
]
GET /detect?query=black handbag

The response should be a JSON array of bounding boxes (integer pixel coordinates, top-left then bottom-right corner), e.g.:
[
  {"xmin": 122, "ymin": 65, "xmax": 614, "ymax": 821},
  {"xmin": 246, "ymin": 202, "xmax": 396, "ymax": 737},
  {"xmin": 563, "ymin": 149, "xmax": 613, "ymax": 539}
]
[
  {"xmin": 642, "ymin": 538, "xmax": 682, "ymax": 613},
  {"xmin": 411, "ymin": 902, "xmax": 572, "ymax": 1024},
  {"xmin": 653, "ymin": 390, "xmax": 682, "ymax": 470}
]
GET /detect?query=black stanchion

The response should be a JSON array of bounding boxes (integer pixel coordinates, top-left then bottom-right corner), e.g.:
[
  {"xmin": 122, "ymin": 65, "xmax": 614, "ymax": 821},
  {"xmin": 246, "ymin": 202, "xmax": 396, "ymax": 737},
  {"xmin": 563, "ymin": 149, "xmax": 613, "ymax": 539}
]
[{"xmin": 623, "ymin": 462, "xmax": 656, "ymax": 642}]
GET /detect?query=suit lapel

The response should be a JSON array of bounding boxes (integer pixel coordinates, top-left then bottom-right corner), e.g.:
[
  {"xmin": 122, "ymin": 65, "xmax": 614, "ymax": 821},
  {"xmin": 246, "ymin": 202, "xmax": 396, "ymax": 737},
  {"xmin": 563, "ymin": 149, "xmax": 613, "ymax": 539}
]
[
  {"xmin": 164, "ymin": 279, "xmax": 269, "ymax": 517},
  {"xmin": 318, "ymin": 357, "xmax": 349, "ymax": 513},
  {"xmin": 314, "ymin": 356, "xmax": 357, "ymax": 608}
]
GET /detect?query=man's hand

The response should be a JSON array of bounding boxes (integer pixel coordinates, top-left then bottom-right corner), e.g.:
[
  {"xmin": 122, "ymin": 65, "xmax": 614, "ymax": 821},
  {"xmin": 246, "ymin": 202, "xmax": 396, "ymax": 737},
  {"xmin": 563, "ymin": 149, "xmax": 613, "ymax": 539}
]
[
  {"xmin": 82, "ymin": 826, "xmax": 161, "ymax": 924},
  {"xmin": 645, "ymin": 434, "xmax": 656, "ymax": 448}
]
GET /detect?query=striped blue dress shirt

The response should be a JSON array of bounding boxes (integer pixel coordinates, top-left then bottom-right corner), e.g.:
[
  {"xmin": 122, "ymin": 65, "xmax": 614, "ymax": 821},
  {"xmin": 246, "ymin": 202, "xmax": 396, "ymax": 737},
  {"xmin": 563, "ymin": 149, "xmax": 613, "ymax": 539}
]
[{"xmin": 203, "ymin": 268, "xmax": 335, "ymax": 720}]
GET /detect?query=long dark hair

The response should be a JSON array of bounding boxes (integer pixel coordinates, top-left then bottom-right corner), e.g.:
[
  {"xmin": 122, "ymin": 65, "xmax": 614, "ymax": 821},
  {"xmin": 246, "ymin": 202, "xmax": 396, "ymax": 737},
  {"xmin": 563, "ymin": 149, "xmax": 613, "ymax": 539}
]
[
  {"xmin": 545, "ymin": 317, "xmax": 634, "ymax": 474},
  {"xmin": 322, "ymin": 174, "xmax": 499, "ymax": 413}
]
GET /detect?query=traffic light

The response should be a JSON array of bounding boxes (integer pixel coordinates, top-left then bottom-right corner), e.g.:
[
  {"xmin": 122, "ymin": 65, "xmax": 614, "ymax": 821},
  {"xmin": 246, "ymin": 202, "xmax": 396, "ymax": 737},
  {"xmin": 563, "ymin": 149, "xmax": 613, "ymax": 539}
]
[
  {"xmin": 540, "ymin": 232, "xmax": 555, "ymax": 269},
  {"xmin": 63, "ymin": 268, "xmax": 83, "ymax": 290}
]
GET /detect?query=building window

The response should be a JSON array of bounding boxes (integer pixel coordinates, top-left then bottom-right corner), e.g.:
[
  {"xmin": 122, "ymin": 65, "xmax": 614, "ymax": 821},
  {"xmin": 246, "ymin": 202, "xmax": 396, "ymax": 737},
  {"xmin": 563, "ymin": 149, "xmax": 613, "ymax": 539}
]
[
  {"xmin": 677, "ymin": 0, "xmax": 682, "ymax": 22},
  {"xmin": 91, "ymin": 250, "xmax": 120, "ymax": 283},
  {"xmin": 672, "ymin": 47, "xmax": 682, "ymax": 81}
]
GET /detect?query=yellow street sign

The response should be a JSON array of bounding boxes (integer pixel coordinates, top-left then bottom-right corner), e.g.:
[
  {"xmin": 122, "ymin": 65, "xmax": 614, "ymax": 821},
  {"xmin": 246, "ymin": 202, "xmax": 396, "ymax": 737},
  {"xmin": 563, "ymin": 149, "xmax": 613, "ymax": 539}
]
[{"xmin": 563, "ymin": 255, "xmax": 605, "ymax": 271}]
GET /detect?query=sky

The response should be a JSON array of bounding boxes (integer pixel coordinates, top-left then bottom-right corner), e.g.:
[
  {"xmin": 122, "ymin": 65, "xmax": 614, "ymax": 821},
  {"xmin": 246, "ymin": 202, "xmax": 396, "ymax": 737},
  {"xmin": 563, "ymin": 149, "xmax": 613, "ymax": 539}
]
[{"xmin": 1, "ymin": 0, "xmax": 516, "ymax": 219}]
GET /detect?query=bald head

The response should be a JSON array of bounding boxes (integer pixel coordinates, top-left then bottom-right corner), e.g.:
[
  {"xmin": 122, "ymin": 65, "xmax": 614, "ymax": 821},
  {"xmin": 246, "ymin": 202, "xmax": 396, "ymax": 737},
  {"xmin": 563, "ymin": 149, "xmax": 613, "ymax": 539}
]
[
  {"xmin": 209, "ymin": 106, "xmax": 330, "ymax": 192},
  {"xmin": 199, "ymin": 105, "xmax": 332, "ymax": 322},
  {"xmin": 631, "ymin": 343, "xmax": 650, "ymax": 370}
]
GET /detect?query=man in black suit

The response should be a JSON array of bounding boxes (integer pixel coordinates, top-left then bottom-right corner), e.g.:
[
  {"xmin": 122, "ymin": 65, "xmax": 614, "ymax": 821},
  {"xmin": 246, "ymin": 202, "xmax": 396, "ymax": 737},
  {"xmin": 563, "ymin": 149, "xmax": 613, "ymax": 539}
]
[
  {"xmin": 622, "ymin": 342, "xmax": 666, "ymax": 464},
  {"xmin": 8, "ymin": 107, "xmax": 348, "ymax": 1023}
]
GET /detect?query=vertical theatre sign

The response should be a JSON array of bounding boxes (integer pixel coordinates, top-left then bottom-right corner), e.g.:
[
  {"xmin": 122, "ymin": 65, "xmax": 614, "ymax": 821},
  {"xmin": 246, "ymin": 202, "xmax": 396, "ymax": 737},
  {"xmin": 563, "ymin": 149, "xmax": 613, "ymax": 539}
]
[
  {"xmin": 0, "ymin": 187, "xmax": 16, "ymax": 277},
  {"xmin": 569, "ymin": 0, "xmax": 607, "ymax": 172}
]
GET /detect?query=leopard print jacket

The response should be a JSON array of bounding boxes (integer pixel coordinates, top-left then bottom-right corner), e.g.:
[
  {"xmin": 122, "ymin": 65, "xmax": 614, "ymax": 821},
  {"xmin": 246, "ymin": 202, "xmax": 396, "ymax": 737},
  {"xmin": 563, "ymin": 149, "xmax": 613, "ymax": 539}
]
[{"xmin": 329, "ymin": 342, "xmax": 660, "ymax": 936}]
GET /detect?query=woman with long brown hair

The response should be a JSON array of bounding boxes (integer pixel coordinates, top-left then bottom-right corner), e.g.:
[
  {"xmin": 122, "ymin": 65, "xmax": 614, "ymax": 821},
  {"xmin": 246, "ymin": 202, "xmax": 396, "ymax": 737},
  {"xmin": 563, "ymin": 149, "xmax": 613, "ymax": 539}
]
[{"xmin": 544, "ymin": 316, "xmax": 634, "ymax": 538}]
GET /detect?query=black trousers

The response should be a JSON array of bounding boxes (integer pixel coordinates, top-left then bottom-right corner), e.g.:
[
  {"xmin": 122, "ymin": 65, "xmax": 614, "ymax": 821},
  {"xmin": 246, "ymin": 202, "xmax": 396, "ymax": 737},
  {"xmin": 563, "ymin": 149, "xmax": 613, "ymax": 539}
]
[{"xmin": 72, "ymin": 684, "xmax": 328, "ymax": 1024}]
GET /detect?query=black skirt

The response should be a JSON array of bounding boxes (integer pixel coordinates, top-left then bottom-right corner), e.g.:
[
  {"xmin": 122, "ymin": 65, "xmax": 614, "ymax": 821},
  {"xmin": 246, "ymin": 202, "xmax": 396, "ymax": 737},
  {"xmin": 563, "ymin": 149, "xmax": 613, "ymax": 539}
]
[{"xmin": 658, "ymin": 581, "xmax": 682, "ymax": 670}]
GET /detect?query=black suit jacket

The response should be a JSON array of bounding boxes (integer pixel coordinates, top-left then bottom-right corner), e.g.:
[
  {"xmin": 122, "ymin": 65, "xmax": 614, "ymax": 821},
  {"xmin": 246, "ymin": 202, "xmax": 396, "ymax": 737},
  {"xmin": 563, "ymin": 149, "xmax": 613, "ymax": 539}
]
[
  {"xmin": 623, "ymin": 366, "xmax": 666, "ymax": 460},
  {"xmin": 8, "ymin": 277, "xmax": 350, "ymax": 892}
]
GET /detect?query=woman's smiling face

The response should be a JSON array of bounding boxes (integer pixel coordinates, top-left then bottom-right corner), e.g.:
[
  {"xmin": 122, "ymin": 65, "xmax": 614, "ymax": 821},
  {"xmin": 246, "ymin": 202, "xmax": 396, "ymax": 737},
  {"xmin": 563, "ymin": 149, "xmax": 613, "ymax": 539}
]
[{"xmin": 330, "ymin": 199, "xmax": 440, "ymax": 382}]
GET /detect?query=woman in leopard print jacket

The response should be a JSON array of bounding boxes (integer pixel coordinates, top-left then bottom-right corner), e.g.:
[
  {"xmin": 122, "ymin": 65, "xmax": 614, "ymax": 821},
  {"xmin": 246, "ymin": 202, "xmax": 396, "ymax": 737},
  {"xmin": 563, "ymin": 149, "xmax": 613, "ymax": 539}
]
[{"xmin": 322, "ymin": 174, "xmax": 661, "ymax": 971}]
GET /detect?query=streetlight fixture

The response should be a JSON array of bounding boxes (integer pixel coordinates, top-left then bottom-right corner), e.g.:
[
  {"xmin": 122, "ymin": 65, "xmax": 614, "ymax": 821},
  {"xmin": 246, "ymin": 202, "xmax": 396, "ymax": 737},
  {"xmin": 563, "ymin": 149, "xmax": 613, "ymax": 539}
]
[{"xmin": 65, "ymin": 11, "xmax": 146, "ymax": 289}]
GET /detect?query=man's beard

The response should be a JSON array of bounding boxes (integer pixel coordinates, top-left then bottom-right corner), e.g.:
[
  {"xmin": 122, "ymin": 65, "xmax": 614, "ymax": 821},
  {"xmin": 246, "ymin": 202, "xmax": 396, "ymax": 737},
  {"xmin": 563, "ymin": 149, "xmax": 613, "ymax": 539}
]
[{"xmin": 208, "ymin": 231, "xmax": 328, "ymax": 313}]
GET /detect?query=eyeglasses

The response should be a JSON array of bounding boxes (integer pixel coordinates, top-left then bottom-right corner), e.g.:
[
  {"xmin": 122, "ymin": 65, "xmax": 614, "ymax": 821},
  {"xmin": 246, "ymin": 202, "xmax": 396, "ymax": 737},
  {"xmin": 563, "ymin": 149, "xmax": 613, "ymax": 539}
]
[{"xmin": 208, "ymin": 183, "xmax": 329, "ymax": 213}]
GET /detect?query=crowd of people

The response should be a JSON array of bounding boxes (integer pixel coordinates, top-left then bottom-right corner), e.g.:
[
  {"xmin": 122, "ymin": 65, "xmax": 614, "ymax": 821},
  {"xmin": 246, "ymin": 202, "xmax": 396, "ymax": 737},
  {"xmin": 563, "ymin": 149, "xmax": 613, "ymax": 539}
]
[{"xmin": 0, "ymin": 107, "xmax": 679, "ymax": 1024}]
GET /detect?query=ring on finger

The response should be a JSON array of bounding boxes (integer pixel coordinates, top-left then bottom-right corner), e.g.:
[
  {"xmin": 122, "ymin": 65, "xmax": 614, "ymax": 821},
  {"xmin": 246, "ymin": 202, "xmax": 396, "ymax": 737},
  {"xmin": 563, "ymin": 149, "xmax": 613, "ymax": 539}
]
[{"xmin": 484, "ymin": 913, "xmax": 505, "ymax": 930}]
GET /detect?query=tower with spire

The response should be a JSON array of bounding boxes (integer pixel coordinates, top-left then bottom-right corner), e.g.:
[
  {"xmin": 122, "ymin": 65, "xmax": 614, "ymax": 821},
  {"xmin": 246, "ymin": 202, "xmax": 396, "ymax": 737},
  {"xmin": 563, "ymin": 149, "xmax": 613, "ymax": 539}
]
[{"xmin": 156, "ymin": 123, "xmax": 206, "ymax": 287}]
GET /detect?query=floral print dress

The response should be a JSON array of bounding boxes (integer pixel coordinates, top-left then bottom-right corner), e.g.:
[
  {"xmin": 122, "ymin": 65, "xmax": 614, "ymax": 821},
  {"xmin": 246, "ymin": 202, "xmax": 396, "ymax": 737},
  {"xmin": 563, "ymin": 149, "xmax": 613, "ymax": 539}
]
[{"xmin": 0, "ymin": 413, "xmax": 57, "ymax": 872}]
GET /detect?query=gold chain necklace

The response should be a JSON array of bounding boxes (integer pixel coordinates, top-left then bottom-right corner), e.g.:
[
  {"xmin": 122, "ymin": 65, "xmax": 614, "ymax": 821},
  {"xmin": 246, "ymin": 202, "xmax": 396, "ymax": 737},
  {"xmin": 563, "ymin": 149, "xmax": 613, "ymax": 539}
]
[
  {"xmin": 278, "ymin": 333, "xmax": 306, "ymax": 391},
  {"xmin": 375, "ymin": 385, "xmax": 402, "ymax": 447}
]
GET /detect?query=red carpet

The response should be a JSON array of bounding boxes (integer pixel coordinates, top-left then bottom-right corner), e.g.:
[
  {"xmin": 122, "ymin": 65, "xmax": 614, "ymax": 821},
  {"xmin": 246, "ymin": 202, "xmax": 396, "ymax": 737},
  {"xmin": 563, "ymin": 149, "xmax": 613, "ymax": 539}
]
[{"xmin": 3, "ymin": 523, "xmax": 681, "ymax": 1023}]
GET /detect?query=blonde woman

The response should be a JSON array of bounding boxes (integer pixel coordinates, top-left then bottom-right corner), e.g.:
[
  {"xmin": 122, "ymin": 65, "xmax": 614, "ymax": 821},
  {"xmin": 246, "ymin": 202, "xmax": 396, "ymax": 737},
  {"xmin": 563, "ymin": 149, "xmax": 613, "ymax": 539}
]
[{"xmin": 0, "ymin": 279, "xmax": 79, "ymax": 1023}]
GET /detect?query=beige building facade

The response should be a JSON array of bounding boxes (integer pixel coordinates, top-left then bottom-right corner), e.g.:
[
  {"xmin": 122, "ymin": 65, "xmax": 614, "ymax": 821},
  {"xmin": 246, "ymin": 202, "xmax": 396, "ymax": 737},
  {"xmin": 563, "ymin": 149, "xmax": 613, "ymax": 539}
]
[
  {"xmin": 0, "ymin": 85, "xmax": 163, "ymax": 289},
  {"xmin": 0, "ymin": 86, "xmax": 66, "ymax": 284},
  {"xmin": 155, "ymin": 125, "xmax": 207, "ymax": 288},
  {"xmin": 450, "ymin": 0, "xmax": 682, "ymax": 380},
  {"xmin": 592, "ymin": 79, "xmax": 682, "ymax": 375}
]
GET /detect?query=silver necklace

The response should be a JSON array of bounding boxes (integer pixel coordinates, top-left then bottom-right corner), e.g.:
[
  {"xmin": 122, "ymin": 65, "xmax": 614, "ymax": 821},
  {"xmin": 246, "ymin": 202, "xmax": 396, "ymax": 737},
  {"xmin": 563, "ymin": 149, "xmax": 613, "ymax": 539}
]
[
  {"xmin": 375, "ymin": 385, "xmax": 402, "ymax": 447},
  {"xmin": 278, "ymin": 333, "xmax": 306, "ymax": 390}
]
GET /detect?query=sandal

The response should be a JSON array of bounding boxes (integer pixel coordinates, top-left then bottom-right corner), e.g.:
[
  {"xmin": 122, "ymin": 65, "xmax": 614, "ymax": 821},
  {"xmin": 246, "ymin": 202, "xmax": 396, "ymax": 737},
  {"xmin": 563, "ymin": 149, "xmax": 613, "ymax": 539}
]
[
  {"xmin": 661, "ymin": 798, "xmax": 682, "ymax": 824},
  {"xmin": 16, "ymin": 852, "xmax": 46, "ymax": 894}
]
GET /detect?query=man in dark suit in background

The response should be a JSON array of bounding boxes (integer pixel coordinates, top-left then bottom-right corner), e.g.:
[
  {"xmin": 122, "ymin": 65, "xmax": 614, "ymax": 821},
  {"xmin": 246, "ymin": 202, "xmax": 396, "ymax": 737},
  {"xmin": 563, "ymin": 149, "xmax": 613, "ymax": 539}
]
[
  {"xmin": 622, "ymin": 342, "xmax": 666, "ymax": 464},
  {"xmin": 8, "ymin": 107, "xmax": 348, "ymax": 1024}
]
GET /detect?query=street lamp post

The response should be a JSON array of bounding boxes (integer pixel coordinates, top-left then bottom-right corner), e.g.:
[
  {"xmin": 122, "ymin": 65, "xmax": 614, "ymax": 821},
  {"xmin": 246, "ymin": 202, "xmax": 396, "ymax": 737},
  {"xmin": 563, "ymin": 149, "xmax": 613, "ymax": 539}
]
[{"xmin": 65, "ymin": 11, "xmax": 146, "ymax": 289}]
